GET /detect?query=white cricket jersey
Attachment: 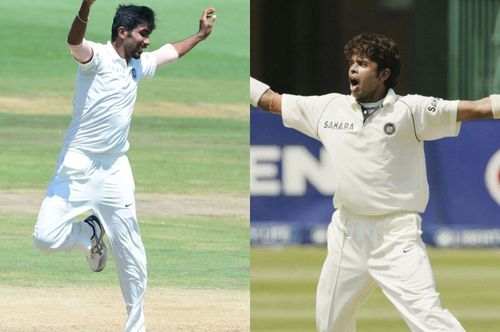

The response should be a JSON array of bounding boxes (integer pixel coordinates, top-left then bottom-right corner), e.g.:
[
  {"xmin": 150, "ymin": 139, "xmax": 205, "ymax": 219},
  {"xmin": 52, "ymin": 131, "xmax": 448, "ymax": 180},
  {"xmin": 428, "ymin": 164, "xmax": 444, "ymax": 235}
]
[
  {"xmin": 62, "ymin": 41, "xmax": 156, "ymax": 155},
  {"xmin": 282, "ymin": 89, "xmax": 461, "ymax": 215}
]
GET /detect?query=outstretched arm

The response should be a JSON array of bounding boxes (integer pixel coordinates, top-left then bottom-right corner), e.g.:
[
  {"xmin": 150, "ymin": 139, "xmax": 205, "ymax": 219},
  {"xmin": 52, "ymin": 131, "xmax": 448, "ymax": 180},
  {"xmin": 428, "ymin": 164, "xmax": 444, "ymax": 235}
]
[
  {"xmin": 457, "ymin": 95, "xmax": 500, "ymax": 121},
  {"xmin": 154, "ymin": 8, "xmax": 216, "ymax": 68},
  {"xmin": 67, "ymin": 0, "xmax": 95, "ymax": 64},
  {"xmin": 250, "ymin": 77, "xmax": 283, "ymax": 115}
]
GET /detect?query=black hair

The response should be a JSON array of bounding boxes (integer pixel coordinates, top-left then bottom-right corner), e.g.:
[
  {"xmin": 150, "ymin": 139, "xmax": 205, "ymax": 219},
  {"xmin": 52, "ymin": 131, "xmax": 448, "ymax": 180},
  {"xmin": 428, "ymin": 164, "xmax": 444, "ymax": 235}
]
[
  {"xmin": 344, "ymin": 33, "xmax": 401, "ymax": 89},
  {"xmin": 111, "ymin": 4, "xmax": 156, "ymax": 41}
]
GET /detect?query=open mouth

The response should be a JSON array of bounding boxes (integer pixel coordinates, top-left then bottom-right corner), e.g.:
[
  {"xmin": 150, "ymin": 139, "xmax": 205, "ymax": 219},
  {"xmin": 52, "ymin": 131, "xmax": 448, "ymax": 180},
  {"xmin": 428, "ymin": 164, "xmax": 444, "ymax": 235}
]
[{"xmin": 349, "ymin": 77, "xmax": 359, "ymax": 91}]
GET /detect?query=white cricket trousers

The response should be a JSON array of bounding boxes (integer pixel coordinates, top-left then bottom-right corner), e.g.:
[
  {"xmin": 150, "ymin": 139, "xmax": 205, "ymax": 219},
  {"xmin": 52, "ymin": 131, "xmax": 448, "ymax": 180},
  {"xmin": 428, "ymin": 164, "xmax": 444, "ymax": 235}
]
[
  {"xmin": 33, "ymin": 150, "xmax": 147, "ymax": 332},
  {"xmin": 316, "ymin": 209, "xmax": 465, "ymax": 332}
]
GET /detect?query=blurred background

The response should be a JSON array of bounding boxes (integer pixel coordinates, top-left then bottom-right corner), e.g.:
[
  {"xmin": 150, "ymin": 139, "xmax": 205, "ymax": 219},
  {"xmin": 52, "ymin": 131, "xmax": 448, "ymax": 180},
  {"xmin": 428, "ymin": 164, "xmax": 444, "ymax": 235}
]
[
  {"xmin": 252, "ymin": 0, "xmax": 500, "ymax": 98},
  {"xmin": 250, "ymin": 0, "xmax": 500, "ymax": 331},
  {"xmin": 251, "ymin": 0, "xmax": 500, "ymax": 247}
]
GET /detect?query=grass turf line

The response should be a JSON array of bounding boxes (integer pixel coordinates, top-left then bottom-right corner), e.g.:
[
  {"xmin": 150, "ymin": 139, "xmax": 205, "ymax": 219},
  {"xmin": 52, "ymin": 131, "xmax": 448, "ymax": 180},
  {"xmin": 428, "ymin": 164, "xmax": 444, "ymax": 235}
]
[
  {"xmin": 0, "ymin": 213, "xmax": 249, "ymax": 290},
  {"xmin": 251, "ymin": 246, "xmax": 500, "ymax": 332},
  {"xmin": 0, "ymin": 112, "xmax": 248, "ymax": 194}
]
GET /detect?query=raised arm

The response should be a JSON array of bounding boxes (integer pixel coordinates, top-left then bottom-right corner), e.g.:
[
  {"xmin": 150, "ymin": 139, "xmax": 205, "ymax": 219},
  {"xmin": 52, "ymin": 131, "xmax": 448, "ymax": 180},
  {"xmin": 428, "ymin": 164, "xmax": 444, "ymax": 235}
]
[
  {"xmin": 250, "ymin": 77, "xmax": 283, "ymax": 115},
  {"xmin": 67, "ymin": 0, "xmax": 95, "ymax": 64},
  {"xmin": 153, "ymin": 8, "xmax": 216, "ymax": 68},
  {"xmin": 457, "ymin": 95, "xmax": 500, "ymax": 121},
  {"xmin": 173, "ymin": 7, "xmax": 216, "ymax": 56}
]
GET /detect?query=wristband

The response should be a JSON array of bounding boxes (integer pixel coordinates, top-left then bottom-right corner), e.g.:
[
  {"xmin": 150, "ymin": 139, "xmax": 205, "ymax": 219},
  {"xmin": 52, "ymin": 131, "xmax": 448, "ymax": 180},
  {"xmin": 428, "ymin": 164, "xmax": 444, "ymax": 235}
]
[
  {"xmin": 77, "ymin": 13, "xmax": 88, "ymax": 24},
  {"xmin": 250, "ymin": 77, "xmax": 270, "ymax": 107},
  {"xmin": 490, "ymin": 94, "xmax": 500, "ymax": 119}
]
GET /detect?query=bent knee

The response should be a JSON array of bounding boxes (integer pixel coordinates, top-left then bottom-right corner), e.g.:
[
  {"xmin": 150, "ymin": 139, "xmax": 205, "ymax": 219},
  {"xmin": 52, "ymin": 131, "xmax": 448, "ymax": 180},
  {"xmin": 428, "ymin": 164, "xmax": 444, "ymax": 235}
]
[{"xmin": 33, "ymin": 228, "xmax": 58, "ymax": 253}]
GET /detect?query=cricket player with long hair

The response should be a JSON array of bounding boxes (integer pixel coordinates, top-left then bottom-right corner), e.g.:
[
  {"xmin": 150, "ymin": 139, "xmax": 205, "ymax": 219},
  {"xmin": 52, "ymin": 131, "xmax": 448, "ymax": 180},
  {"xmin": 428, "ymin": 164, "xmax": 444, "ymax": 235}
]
[
  {"xmin": 251, "ymin": 33, "xmax": 500, "ymax": 331},
  {"xmin": 32, "ymin": 0, "xmax": 216, "ymax": 330}
]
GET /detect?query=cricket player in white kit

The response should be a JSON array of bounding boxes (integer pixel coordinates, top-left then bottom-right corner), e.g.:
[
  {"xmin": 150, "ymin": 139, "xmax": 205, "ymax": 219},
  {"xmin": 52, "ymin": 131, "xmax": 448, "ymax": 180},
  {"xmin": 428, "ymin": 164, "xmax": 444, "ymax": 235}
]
[
  {"xmin": 251, "ymin": 33, "xmax": 500, "ymax": 332},
  {"xmin": 32, "ymin": 1, "xmax": 216, "ymax": 331}
]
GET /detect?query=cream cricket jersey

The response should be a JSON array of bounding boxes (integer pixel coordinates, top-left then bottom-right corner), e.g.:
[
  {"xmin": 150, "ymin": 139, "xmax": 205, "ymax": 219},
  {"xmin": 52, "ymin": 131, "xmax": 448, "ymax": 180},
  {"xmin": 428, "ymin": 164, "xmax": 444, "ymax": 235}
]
[
  {"xmin": 62, "ymin": 41, "xmax": 156, "ymax": 155},
  {"xmin": 282, "ymin": 89, "xmax": 461, "ymax": 215}
]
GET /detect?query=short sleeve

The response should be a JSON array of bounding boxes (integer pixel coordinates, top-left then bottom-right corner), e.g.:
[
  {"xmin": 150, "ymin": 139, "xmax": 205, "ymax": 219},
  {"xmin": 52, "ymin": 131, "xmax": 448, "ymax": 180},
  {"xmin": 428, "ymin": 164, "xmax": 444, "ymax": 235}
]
[
  {"xmin": 78, "ymin": 41, "xmax": 100, "ymax": 73},
  {"xmin": 282, "ymin": 94, "xmax": 324, "ymax": 140},
  {"xmin": 135, "ymin": 52, "xmax": 156, "ymax": 79},
  {"xmin": 403, "ymin": 95, "xmax": 461, "ymax": 140}
]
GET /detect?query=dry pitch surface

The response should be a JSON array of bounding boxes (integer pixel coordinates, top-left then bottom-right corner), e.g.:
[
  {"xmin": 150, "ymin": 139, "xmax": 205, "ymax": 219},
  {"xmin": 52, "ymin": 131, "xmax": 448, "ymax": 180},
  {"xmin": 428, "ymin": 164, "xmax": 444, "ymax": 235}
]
[
  {"xmin": 0, "ymin": 287, "xmax": 248, "ymax": 332},
  {"xmin": 0, "ymin": 97, "xmax": 249, "ymax": 331}
]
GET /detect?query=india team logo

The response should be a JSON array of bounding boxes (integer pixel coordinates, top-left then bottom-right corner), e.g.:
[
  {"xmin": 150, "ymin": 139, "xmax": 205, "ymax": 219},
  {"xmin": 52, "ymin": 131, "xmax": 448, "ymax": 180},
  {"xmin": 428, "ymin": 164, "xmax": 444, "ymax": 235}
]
[
  {"xmin": 383, "ymin": 123, "xmax": 396, "ymax": 135},
  {"xmin": 484, "ymin": 149, "xmax": 500, "ymax": 205}
]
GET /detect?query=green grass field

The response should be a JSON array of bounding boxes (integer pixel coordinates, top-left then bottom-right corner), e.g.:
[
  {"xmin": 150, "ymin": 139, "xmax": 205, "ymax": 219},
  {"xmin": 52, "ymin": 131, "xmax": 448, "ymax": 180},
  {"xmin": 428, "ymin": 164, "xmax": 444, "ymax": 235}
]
[
  {"xmin": 0, "ymin": 0, "xmax": 249, "ymax": 299},
  {"xmin": 0, "ymin": 112, "xmax": 248, "ymax": 194},
  {"xmin": 1, "ymin": 213, "xmax": 248, "ymax": 289},
  {"xmin": 0, "ymin": 0, "xmax": 248, "ymax": 103},
  {"xmin": 251, "ymin": 246, "xmax": 500, "ymax": 332}
]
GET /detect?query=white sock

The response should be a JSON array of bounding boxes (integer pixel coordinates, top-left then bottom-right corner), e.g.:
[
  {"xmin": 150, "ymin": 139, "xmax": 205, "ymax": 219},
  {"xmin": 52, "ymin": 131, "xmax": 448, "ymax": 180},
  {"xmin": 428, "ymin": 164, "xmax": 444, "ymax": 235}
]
[{"xmin": 73, "ymin": 221, "xmax": 92, "ymax": 254}]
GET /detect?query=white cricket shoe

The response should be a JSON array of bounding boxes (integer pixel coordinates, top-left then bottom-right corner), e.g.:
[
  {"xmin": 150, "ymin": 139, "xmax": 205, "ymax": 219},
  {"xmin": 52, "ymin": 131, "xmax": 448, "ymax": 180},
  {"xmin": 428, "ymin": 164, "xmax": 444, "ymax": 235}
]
[{"xmin": 83, "ymin": 215, "xmax": 107, "ymax": 272}]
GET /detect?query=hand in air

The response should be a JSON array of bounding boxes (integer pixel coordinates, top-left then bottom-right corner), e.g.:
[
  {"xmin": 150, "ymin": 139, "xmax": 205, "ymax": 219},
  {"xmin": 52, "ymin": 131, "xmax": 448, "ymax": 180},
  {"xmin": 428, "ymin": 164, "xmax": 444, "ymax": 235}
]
[{"xmin": 198, "ymin": 8, "xmax": 217, "ymax": 40}]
